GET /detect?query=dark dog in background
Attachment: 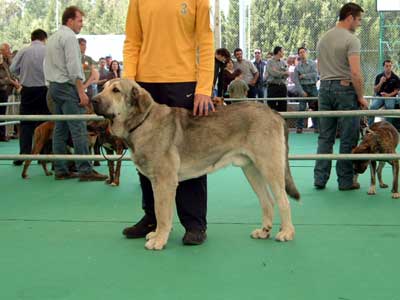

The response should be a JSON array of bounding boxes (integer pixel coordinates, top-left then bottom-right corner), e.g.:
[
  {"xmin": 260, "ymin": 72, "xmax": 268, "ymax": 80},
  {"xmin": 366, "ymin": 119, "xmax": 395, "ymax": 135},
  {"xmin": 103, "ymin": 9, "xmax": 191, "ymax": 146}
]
[
  {"xmin": 87, "ymin": 120, "xmax": 127, "ymax": 186},
  {"xmin": 352, "ymin": 121, "xmax": 399, "ymax": 198}
]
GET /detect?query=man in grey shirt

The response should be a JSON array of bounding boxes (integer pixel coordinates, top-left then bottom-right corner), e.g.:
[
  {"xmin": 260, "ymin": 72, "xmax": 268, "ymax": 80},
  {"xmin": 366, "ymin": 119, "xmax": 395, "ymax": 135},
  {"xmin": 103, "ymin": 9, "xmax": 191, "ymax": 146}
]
[
  {"xmin": 293, "ymin": 47, "xmax": 319, "ymax": 133},
  {"xmin": 233, "ymin": 48, "xmax": 258, "ymax": 98},
  {"xmin": 44, "ymin": 6, "xmax": 107, "ymax": 182},
  {"xmin": 314, "ymin": 3, "xmax": 368, "ymax": 191},
  {"xmin": 10, "ymin": 29, "xmax": 50, "ymax": 165}
]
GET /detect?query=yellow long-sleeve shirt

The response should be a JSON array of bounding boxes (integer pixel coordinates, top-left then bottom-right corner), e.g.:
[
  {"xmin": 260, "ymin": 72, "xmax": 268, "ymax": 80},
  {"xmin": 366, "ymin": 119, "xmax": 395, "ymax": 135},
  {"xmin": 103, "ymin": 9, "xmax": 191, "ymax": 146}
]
[{"xmin": 123, "ymin": 0, "xmax": 215, "ymax": 96}]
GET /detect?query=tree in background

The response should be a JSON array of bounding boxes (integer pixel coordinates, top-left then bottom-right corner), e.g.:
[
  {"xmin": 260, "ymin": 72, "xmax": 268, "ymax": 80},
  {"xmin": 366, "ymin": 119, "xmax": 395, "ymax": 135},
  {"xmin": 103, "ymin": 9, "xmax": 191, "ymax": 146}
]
[{"xmin": 223, "ymin": 0, "xmax": 240, "ymax": 52}]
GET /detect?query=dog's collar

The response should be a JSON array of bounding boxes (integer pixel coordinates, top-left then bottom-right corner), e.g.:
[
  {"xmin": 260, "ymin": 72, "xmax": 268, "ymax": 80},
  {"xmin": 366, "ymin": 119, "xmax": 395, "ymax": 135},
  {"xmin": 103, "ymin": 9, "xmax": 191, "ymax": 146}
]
[{"xmin": 128, "ymin": 106, "xmax": 153, "ymax": 134}]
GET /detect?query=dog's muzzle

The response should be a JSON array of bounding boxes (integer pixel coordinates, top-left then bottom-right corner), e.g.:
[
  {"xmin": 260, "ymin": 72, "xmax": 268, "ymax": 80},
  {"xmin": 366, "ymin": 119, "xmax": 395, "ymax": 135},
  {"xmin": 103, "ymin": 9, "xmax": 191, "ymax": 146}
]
[{"xmin": 91, "ymin": 97, "xmax": 115, "ymax": 120}]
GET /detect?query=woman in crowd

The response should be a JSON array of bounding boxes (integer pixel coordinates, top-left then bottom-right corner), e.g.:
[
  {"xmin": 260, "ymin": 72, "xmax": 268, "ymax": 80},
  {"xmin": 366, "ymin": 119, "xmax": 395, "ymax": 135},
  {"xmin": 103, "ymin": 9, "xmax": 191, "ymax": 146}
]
[{"xmin": 107, "ymin": 60, "xmax": 121, "ymax": 80}]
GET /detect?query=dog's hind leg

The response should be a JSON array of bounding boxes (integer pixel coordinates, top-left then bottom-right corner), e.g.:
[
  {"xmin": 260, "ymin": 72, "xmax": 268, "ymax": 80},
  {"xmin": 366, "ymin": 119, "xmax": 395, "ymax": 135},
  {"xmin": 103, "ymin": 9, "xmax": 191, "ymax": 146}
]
[
  {"xmin": 145, "ymin": 176, "xmax": 178, "ymax": 250},
  {"xmin": 256, "ymin": 159, "xmax": 294, "ymax": 242},
  {"xmin": 242, "ymin": 164, "xmax": 273, "ymax": 239},
  {"xmin": 391, "ymin": 160, "xmax": 400, "ymax": 199},
  {"xmin": 377, "ymin": 161, "xmax": 388, "ymax": 189}
]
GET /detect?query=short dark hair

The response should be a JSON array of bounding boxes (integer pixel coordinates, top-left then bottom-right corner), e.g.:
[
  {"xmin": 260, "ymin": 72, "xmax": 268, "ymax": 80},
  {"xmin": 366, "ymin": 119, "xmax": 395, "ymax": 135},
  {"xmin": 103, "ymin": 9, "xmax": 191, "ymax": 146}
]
[
  {"xmin": 233, "ymin": 69, "xmax": 242, "ymax": 78},
  {"xmin": 273, "ymin": 46, "xmax": 283, "ymax": 55},
  {"xmin": 31, "ymin": 29, "xmax": 47, "ymax": 41},
  {"xmin": 216, "ymin": 48, "xmax": 231, "ymax": 59},
  {"xmin": 339, "ymin": 3, "xmax": 364, "ymax": 21},
  {"xmin": 62, "ymin": 6, "xmax": 85, "ymax": 25},
  {"xmin": 383, "ymin": 59, "xmax": 392, "ymax": 66},
  {"xmin": 77, "ymin": 38, "xmax": 86, "ymax": 45},
  {"xmin": 297, "ymin": 47, "xmax": 307, "ymax": 54},
  {"xmin": 234, "ymin": 48, "xmax": 243, "ymax": 55}
]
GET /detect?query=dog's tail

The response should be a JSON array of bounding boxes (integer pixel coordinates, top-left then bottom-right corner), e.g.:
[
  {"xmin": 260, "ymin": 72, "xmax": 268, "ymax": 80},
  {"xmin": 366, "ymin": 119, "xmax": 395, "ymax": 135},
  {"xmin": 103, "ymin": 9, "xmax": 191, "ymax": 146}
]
[{"xmin": 284, "ymin": 123, "xmax": 301, "ymax": 200}]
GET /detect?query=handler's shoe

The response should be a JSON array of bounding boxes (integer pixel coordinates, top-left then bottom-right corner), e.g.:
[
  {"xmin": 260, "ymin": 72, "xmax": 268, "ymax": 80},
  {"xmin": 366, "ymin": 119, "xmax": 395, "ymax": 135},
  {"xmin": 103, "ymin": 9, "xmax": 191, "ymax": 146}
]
[
  {"xmin": 55, "ymin": 172, "xmax": 79, "ymax": 180},
  {"xmin": 79, "ymin": 170, "xmax": 108, "ymax": 181},
  {"xmin": 182, "ymin": 229, "xmax": 207, "ymax": 245},
  {"xmin": 123, "ymin": 215, "xmax": 157, "ymax": 238},
  {"xmin": 339, "ymin": 182, "xmax": 360, "ymax": 191}
]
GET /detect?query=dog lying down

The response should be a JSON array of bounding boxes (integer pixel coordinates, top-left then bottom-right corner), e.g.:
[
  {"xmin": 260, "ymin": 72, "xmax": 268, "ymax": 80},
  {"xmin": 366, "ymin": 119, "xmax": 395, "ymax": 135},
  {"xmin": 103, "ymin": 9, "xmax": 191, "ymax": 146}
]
[
  {"xmin": 352, "ymin": 121, "xmax": 399, "ymax": 199},
  {"xmin": 92, "ymin": 79, "xmax": 300, "ymax": 250}
]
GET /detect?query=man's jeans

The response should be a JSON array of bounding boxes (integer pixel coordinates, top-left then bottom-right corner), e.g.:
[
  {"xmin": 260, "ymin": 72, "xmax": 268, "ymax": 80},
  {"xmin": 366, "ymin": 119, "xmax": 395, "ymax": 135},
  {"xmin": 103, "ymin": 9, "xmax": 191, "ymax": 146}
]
[
  {"xmin": 314, "ymin": 80, "xmax": 360, "ymax": 189},
  {"xmin": 296, "ymin": 84, "xmax": 319, "ymax": 129},
  {"xmin": 49, "ymin": 82, "xmax": 92, "ymax": 175},
  {"xmin": 368, "ymin": 97, "xmax": 397, "ymax": 126}
]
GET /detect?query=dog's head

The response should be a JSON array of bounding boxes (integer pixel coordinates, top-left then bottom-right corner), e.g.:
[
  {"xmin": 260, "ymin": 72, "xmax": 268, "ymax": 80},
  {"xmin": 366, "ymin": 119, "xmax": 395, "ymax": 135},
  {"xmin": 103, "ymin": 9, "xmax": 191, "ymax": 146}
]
[
  {"xmin": 352, "ymin": 128, "xmax": 383, "ymax": 174},
  {"xmin": 212, "ymin": 97, "xmax": 225, "ymax": 107},
  {"xmin": 91, "ymin": 79, "xmax": 154, "ymax": 137}
]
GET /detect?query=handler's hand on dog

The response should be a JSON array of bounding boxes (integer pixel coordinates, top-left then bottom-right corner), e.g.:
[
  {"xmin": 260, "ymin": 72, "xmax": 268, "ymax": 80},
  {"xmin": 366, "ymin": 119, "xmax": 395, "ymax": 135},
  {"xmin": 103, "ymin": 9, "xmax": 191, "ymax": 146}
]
[
  {"xmin": 79, "ymin": 92, "xmax": 89, "ymax": 107},
  {"xmin": 193, "ymin": 94, "xmax": 215, "ymax": 116}
]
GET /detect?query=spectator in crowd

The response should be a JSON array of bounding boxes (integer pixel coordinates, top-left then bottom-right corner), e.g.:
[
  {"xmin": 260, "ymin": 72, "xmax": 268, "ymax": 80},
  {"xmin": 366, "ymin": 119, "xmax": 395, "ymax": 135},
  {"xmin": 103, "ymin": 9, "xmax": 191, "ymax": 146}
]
[
  {"xmin": 78, "ymin": 38, "xmax": 98, "ymax": 98},
  {"xmin": 97, "ymin": 57, "xmax": 109, "ymax": 93},
  {"xmin": 313, "ymin": 2, "xmax": 368, "ymax": 191},
  {"xmin": 213, "ymin": 48, "xmax": 231, "ymax": 98},
  {"xmin": 222, "ymin": 57, "xmax": 236, "ymax": 99},
  {"xmin": 106, "ymin": 60, "xmax": 121, "ymax": 80},
  {"xmin": 122, "ymin": 0, "xmax": 214, "ymax": 245},
  {"xmin": 233, "ymin": 48, "xmax": 258, "ymax": 98},
  {"xmin": 266, "ymin": 46, "xmax": 289, "ymax": 112},
  {"xmin": 10, "ymin": 29, "xmax": 50, "ymax": 165},
  {"xmin": 44, "ymin": 6, "xmax": 107, "ymax": 181},
  {"xmin": 368, "ymin": 59, "xmax": 400, "ymax": 125},
  {"xmin": 0, "ymin": 43, "xmax": 20, "ymax": 142},
  {"xmin": 105, "ymin": 55, "xmax": 112, "ymax": 69},
  {"xmin": 286, "ymin": 55, "xmax": 298, "ymax": 97},
  {"xmin": 293, "ymin": 47, "xmax": 319, "ymax": 133},
  {"xmin": 227, "ymin": 69, "xmax": 249, "ymax": 99},
  {"xmin": 253, "ymin": 49, "xmax": 267, "ymax": 99}
]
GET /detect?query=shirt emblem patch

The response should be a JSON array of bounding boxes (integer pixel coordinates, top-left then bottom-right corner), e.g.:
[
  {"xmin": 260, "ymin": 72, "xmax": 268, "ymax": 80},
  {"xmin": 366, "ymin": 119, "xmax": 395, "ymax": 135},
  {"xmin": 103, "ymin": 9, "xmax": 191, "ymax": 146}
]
[{"xmin": 181, "ymin": 3, "xmax": 188, "ymax": 15}]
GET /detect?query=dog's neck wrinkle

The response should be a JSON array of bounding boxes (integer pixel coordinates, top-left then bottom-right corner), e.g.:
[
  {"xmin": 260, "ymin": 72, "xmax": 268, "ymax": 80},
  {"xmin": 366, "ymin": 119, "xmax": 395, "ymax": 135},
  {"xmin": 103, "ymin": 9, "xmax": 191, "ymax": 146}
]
[{"xmin": 127, "ymin": 103, "xmax": 154, "ymax": 134}]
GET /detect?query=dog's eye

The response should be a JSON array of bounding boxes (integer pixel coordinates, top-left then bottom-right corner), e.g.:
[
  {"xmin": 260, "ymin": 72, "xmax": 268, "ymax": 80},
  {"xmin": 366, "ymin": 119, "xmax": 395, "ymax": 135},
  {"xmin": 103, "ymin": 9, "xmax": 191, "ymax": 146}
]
[{"xmin": 112, "ymin": 87, "xmax": 120, "ymax": 93}]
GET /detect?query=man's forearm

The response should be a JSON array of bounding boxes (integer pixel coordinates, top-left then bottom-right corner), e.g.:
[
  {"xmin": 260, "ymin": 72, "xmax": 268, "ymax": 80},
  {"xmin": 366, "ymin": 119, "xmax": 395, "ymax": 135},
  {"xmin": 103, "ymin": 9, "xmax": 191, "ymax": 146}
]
[
  {"xmin": 76, "ymin": 79, "xmax": 85, "ymax": 95},
  {"xmin": 351, "ymin": 73, "xmax": 364, "ymax": 100}
]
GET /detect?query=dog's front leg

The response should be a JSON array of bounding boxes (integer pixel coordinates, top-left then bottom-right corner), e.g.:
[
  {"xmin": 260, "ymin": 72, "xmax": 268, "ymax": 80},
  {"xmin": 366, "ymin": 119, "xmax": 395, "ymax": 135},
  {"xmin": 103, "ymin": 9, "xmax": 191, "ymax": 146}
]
[
  {"xmin": 145, "ymin": 178, "xmax": 177, "ymax": 250},
  {"xmin": 368, "ymin": 161, "xmax": 377, "ymax": 195},
  {"xmin": 391, "ymin": 160, "xmax": 400, "ymax": 199}
]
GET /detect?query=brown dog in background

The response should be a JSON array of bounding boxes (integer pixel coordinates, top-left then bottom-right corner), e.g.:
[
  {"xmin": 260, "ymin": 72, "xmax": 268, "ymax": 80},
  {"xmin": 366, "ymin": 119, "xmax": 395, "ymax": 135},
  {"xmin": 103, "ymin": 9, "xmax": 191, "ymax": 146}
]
[
  {"xmin": 87, "ymin": 120, "xmax": 127, "ymax": 186},
  {"xmin": 352, "ymin": 121, "xmax": 399, "ymax": 198},
  {"xmin": 21, "ymin": 121, "xmax": 98, "ymax": 179}
]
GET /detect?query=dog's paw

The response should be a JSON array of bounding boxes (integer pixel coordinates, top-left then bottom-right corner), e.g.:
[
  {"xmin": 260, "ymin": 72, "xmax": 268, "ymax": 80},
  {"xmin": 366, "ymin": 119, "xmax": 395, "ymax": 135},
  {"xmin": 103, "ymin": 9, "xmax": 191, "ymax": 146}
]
[
  {"xmin": 145, "ymin": 231, "xmax": 157, "ymax": 241},
  {"xmin": 145, "ymin": 235, "xmax": 167, "ymax": 250},
  {"xmin": 380, "ymin": 183, "xmax": 388, "ymax": 189},
  {"xmin": 251, "ymin": 227, "xmax": 271, "ymax": 239},
  {"xmin": 275, "ymin": 227, "xmax": 295, "ymax": 242},
  {"xmin": 392, "ymin": 192, "xmax": 400, "ymax": 199},
  {"xmin": 368, "ymin": 186, "xmax": 377, "ymax": 195}
]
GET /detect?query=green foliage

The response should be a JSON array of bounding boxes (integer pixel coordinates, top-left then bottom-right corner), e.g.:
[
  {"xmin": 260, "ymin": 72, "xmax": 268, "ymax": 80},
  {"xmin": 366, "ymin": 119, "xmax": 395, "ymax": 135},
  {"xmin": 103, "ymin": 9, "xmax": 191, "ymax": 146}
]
[{"xmin": 0, "ymin": 0, "xmax": 129, "ymax": 49}]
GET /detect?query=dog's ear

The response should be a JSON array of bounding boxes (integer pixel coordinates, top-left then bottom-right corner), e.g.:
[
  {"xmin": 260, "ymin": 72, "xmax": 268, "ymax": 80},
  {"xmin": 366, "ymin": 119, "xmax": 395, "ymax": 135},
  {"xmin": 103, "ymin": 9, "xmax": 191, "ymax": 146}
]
[{"xmin": 129, "ymin": 85, "xmax": 141, "ymax": 107}]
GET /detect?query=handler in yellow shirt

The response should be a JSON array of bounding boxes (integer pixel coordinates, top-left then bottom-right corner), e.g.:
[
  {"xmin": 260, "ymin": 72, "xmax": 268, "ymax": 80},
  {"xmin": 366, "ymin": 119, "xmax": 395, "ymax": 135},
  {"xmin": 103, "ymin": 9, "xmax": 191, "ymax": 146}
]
[{"xmin": 122, "ymin": 0, "xmax": 215, "ymax": 245}]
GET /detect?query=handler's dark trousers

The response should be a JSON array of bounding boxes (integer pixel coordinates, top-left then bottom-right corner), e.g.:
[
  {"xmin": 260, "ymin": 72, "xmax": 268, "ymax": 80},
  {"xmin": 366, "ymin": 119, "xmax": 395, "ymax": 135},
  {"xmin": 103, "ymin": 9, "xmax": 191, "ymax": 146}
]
[
  {"xmin": 19, "ymin": 86, "xmax": 50, "ymax": 155},
  {"xmin": 267, "ymin": 83, "xmax": 287, "ymax": 112},
  {"xmin": 314, "ymin": 80, "xmax": 360, "ymax": 189},
  {"xmin": 136, "ymin": 82, "xmax": 207, "ymax": 231}
]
